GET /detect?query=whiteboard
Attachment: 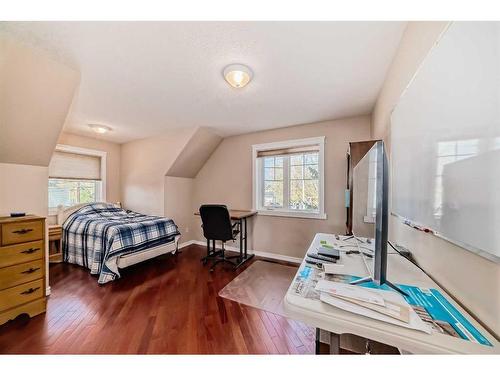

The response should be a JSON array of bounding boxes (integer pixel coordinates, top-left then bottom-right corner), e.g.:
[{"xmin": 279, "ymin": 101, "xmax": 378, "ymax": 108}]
[{"xmin": 391, "ymin": 22, "xmax": 500, "ymax": 263}]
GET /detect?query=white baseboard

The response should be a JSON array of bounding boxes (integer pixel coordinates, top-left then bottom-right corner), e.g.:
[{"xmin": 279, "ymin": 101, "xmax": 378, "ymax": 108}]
[
  {"xmin": 252, "ymin": 249, "xmax": 302, "ymax": 264},
  {"xmin": 178, "ymin": 240, "xmax": 196, "ymax": 249},
  {"xmin": 187, "ymin": 240, "xmax": 302, "ymax": 264}
]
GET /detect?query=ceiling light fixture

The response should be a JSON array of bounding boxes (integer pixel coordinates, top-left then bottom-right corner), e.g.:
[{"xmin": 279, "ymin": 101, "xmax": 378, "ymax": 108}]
[
  {"xmin": 88, "ymin": 124, "xmax": 112, "ymax": 134},
  {"xmin": 223, "ymin": 64, "xmax": 253, "ymax": 88}
]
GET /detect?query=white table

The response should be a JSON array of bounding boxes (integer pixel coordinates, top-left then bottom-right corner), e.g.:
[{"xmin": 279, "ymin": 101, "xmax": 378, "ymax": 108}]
[{"xmin": 284, "ymin": 233, "xmax": 500, "ymax": 354}]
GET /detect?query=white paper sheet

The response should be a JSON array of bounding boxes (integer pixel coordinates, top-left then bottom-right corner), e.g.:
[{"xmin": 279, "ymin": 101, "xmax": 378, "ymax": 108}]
[
  {"xmin": 315, "ymin": 280, "xmax": 386, "ymax": 306},
  {"xmin": 322, "ymin": 263, "xmax": 348, "ymax": 275},
  {"xmin": 319, "ymin": 291, "xmax": 431, "ymax": 334}
]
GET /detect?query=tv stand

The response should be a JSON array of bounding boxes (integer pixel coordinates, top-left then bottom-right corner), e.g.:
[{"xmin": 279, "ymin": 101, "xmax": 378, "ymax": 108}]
[{"xmin": 350, "ymin": 276, "xmax": 409, "ymax": 297}]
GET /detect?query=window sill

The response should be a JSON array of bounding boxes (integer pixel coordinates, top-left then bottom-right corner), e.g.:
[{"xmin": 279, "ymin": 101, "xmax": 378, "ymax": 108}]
[{"xmin": 257, "ymin": 209, "xmax": 327, "ymax": 220}]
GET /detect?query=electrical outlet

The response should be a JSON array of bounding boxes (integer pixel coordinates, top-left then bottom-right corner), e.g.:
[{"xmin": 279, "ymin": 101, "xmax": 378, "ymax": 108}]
[{"xmin": 185, "ymin": 227, "xmax": 189, "ymax": 233}]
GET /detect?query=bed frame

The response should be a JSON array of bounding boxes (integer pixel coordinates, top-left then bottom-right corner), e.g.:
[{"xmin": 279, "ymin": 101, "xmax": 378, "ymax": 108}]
[{"xmin": 56, "ymin": 203, "xmax": 180, "ymax": 269}]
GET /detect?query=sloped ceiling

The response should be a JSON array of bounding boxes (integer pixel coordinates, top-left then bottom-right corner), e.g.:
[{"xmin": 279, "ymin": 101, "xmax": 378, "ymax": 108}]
[
  {"xmin": 0, "ymin": 35, "xmax": 80, "ymax": 166},
  {"xmin": 0, "ymin": 22, "xmax": 406, "ymax": 143},
  {"xmin": 120, "ymin": 126, "xmax": 197, "ymax": 216},
  {"xmin": 166, "ymin": 127, "xmax": 222, "ymax": 178}
]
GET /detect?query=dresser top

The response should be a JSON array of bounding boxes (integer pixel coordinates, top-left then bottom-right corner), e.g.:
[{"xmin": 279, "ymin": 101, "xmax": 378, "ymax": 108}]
[{"xmin": 0, "ymin": 215, "xmax": 44, "ymax": 224}]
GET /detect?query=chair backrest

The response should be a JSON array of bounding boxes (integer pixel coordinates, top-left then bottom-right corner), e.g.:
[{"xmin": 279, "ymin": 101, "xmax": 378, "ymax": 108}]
[{"xmin": 199, "ymin": 204, "xmax": 234, "ymax": 242}]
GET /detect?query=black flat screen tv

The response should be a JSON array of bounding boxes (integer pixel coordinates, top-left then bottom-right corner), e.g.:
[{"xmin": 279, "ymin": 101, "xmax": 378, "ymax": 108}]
[{"xmin": 351, "ymin": 140, "xmax": 406, "ymax": 296}]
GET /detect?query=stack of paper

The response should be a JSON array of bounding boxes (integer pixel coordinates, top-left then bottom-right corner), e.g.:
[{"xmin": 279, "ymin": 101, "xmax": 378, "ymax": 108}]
[{"xmin": 315, "ymin": 280, "xmax": 431, "ymax": 334}]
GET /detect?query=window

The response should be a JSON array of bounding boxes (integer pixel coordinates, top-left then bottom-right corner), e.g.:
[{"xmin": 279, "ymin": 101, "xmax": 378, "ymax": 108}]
[
  {"xmin": 434, "ymin": 139, "xmax": 478, "ymax": 219},
  {"xmin": 253, "ymin": 137, "xmax": 325, "ymax": 219},
  {"xmin": 263, "ymin": 155, "xmax": 284, "ymax": 208},
  {"xmin": 48, "ymin": 145, "xmax": 106, "ymax": 212},
  {"xmin": 48, "ymin": 179, "xmax": 101, "ymax": 208}
]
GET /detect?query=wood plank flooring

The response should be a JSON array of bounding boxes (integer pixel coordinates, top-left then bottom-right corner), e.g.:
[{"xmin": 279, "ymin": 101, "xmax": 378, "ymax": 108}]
[{"xmin": 0, "ymin": 245, "xmax": 316, "ymax": 354}]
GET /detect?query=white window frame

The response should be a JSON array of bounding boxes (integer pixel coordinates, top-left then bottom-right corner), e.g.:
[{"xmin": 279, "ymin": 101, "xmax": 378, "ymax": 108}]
[
  {"xmin": 48, "ymin": 144, "xmax": 107, "ymax": 214},
  {"xmin": 252, "ymin": 136, "xmax": 326, "ymax": 220}
]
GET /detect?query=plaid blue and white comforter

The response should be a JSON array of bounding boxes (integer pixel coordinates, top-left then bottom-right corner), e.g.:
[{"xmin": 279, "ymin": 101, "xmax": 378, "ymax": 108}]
[{"xmin": 62, "ymin": 203, "xmax": 180, "ymax": 284}]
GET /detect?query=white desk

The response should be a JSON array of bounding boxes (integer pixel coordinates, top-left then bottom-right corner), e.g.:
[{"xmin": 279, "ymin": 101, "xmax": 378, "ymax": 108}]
[{"xmin": 284, "ymin": 233, "xmax": 500, "ymax": 354}]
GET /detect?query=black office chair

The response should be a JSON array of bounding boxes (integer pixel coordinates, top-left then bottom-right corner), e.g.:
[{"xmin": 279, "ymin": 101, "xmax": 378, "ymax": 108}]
[{"xmin": 199, "ymin": 204, "xmax": 241, "ymax": 272}]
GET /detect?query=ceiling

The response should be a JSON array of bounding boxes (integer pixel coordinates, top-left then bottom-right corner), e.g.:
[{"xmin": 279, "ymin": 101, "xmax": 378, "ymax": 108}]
[{"xmin": 0, "ymin": 22, "xmax": 406, "ymax": 143}]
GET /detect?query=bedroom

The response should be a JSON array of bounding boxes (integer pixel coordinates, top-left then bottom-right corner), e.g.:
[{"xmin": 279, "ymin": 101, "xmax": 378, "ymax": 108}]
[{"xmin": 1, "ymin": 0, "xmax": 499, "ymax": 371}]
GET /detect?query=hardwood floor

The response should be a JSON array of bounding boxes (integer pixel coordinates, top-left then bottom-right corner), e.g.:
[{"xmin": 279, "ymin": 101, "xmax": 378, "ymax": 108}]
[{"xmin": 0, "ymin": 245, "xmax": 317, "ymax": 354}]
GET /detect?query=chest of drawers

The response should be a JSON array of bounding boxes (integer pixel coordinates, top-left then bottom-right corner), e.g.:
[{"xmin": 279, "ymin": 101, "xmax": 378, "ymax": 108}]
[{"xmin": 0, "ymin": 216, "xmax": 47, "ymax": 325}]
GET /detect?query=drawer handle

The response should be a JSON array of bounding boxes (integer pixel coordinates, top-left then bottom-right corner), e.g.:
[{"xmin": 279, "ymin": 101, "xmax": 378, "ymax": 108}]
[
  {"xmin": 13, "ymin": 228, "xmax": 34, "ymax": 235},
  {"xmin": 21, "ymin": 248, "xmax": 40, "ymax": 254},
  {"xmin": 21, "ymin": 267, "xmax": 41, "ymax": 274},
  {"xmin": 20, "ymin": 287, "xmax": 40, "ymax": 295}
]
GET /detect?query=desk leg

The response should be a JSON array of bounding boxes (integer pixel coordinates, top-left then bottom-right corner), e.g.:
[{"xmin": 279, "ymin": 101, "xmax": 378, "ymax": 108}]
[
  {"xmin": 315, "ymin": 329, "xmax": 340, "ymax": 355},
  {"xmin": 330, "ymin": 332, "xmax": 340, "ymax": 354},
  {"xmin": 315, "ymin": 328, "xmax": 321, "ymax": 354},
  {"xmin": 239, "ymin": 218, "xmax": 243, "ymax": 261},
  {"xmin": 233, "ymin": 217, "xmax": 254, "ymax": 269},
  {"xmin": 244, "ymin": 218, "xmax": 247, "ymax": 258}
]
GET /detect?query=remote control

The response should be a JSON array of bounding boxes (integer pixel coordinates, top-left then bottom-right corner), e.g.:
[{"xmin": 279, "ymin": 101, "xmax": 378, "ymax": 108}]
[
  {"xmin": 305, "ymin": 257, "xmax": 323, "ymax": 266},
  {"xmin": 306, "ymin": 253, "xmax": 337, "ymax": 263}
]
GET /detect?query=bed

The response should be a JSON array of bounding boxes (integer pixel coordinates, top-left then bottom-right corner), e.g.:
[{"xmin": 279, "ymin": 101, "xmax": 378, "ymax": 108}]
[{"xmin": 58, "ymin": 202, "xmax": 180, "ymax": 284}]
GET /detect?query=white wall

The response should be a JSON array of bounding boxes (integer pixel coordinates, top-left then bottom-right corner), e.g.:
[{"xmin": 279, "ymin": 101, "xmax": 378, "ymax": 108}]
[
  {"xmin": 0, "ymin": 35, "xmax": 79, "ymax": 166},
  {"xmin": 192, "ymin": 116, "xmax": 371, "ymax": 259},
  {"xmin": 0, "ymin": 163, "xmax": 49, "ymax": 217},
  {"xmin": 120, "ymin": 128, "xmax": 195, "ymax": 215},
  {"xmin": 164, "ymin": 176, "xmax": 194, "ymax": 243},
  {"xmin": 372, "ymin": 22, "xmax": 449, "ymax": 142}
]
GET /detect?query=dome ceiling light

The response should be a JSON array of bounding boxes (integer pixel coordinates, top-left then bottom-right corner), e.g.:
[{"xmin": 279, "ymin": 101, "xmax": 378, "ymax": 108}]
[
  {"xmin": 223, "ymin": 64, "xmax": 253, "ymax": 88},
  {"xmin": 88, "ymin": 124, "xmax": 112, "ymax": 134}
]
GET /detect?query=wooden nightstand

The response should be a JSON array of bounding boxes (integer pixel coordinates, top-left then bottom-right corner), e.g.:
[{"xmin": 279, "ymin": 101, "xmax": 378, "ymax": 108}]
[{"xmin": 48, "ymin": 224, "xmax": 63, "ymax": 263}]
